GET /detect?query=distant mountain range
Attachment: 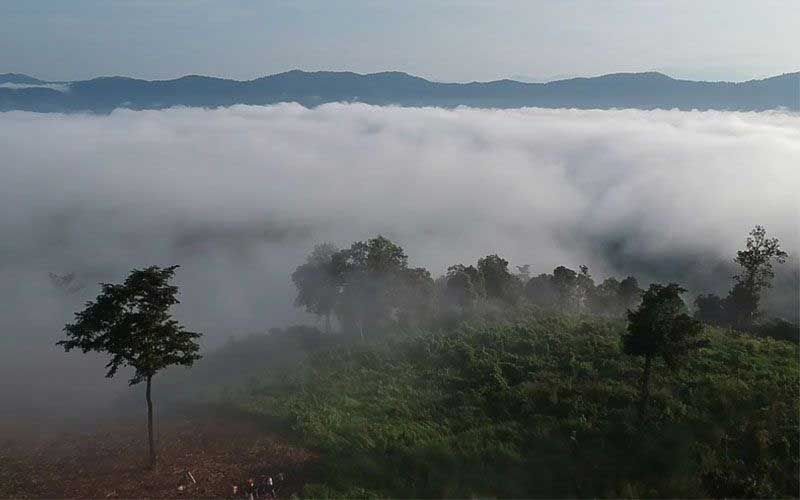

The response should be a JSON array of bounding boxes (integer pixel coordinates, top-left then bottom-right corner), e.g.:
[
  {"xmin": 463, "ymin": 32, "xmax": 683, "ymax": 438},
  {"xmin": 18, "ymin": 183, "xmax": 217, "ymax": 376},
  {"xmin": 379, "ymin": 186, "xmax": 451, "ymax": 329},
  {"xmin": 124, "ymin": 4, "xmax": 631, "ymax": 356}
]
[{"xmin": 1, "ymin": 70, "xmax": 797, "ymax": 112}]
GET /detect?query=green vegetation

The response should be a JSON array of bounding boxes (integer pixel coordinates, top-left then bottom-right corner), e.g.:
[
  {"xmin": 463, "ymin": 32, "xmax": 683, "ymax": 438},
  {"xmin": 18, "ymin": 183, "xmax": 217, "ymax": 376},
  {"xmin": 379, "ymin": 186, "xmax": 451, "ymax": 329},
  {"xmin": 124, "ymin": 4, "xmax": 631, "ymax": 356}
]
[
  {"xmin": 198, "ymin": 311, "xmax": 797, "ymax": 498},
  {"xmin": 622, "ymin": 283, "xmax": 705, "ymax": 421},
  {"xmin": 183, "ymin": 227, "xmax": 796, "ymax": 497},
  {"xmin": 66, "ymin": 228, "xmax": 797, "ymax": 495}
]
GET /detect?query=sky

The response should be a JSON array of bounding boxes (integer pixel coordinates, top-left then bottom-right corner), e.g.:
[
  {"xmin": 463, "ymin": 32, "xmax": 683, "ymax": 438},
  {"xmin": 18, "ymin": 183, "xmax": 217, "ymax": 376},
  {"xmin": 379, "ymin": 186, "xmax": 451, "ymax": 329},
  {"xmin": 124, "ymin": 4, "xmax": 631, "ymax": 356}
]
[{"xmin": 1, "ymin": 0, "xmax": 798, "ymax": 83}]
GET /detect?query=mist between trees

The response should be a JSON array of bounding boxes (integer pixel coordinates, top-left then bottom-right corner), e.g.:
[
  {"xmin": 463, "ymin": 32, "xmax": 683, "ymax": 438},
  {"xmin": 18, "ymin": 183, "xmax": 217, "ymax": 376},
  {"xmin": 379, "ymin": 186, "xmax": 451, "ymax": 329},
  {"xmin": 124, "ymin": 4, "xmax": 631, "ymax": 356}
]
[
  {"xmin": 1, "ymin": 104, "xmax": 798, "ymax": 435},
  {"xmin": 291, "ymin": 227, "xmax": 796, "ymax": 343},
  {"xmin": 158, "ymin": 226, "xmax": 796, "ymax": 498}
]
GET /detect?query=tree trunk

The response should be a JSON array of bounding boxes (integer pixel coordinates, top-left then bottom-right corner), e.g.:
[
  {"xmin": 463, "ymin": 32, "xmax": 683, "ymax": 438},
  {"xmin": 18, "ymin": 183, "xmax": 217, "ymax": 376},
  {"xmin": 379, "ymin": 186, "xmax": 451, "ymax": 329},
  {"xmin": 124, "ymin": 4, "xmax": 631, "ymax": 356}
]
[
  {"xmin": 146, "ymin": 375, "xmax": 156, "ymax": 469},
  {"xmin": 638, "ymin": 355, "xmax": 653, "ymax": 422}
]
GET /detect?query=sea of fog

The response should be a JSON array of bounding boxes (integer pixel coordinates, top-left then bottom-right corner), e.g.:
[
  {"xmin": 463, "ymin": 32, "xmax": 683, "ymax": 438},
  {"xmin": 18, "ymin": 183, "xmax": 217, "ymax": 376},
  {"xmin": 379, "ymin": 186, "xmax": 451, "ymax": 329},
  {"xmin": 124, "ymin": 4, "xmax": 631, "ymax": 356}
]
[{"xmin": 1, "ymin": 104, "xmax": 798, "ymax": 418}]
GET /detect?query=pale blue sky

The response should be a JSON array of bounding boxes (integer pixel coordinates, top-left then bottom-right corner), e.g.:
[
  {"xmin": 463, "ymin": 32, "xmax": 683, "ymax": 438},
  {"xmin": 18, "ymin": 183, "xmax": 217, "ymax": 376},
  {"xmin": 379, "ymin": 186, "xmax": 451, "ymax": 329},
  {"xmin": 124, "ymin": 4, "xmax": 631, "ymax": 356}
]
[{"xmin": 1, "ymin": 0, "xmax": 797, "ymax": 82}]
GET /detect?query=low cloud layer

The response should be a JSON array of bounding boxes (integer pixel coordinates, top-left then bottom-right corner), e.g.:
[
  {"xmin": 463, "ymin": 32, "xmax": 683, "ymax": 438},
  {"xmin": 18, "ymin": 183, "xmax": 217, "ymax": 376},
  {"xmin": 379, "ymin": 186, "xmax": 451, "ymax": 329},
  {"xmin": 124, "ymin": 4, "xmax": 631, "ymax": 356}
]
[
  {"xmin": 0, "ymin": 82, "xmax": 69, "ymax": 92},
  {"xmin": 1, "ymin": 104, "xmax": 798, "ymax": 416}
]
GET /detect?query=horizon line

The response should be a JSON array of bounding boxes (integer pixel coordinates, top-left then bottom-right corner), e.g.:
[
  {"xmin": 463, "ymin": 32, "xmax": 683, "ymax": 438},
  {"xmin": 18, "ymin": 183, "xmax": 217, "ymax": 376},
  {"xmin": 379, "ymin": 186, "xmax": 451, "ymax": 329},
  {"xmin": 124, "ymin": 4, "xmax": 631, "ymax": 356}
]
[{"xmin": 3, "ymin": 69, "xmax": 798, "ymax": 86}]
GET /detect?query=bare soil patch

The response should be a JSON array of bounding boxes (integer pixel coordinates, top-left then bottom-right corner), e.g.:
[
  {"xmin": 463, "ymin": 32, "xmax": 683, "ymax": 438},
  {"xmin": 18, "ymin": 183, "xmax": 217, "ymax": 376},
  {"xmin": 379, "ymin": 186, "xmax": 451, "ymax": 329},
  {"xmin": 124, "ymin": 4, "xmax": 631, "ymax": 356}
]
[{"xmin": 0, "ymin": 406, "xmax": 317, "ymax": 498}]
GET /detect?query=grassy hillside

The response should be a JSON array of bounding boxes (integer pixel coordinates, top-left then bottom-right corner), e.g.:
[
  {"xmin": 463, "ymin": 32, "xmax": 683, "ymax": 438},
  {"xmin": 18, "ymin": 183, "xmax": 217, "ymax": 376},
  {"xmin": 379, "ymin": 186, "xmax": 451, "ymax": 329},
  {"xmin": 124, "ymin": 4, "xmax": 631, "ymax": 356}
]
[{"xmin": 195, "ymin": 312, "xmax": 798, "ymax": 498}]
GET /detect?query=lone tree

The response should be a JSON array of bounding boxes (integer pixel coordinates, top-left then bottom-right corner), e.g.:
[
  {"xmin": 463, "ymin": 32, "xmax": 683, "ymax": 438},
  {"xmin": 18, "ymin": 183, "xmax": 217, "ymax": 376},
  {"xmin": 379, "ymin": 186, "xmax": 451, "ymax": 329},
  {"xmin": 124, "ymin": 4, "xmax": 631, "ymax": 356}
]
[
  {"xmin": 729, "ymin": 225, "xmax": 788, "ymax": 327},
  {"xmin": 622, "ymin": 283, "xmax": 704, "ymax": 421},
  {"xmin": 693, "ymin": 226, "xmax": 788, "ymax": 328},
  {"xmin": 57, "ymin": 265, "xmax": 201, "ymax": 468}
]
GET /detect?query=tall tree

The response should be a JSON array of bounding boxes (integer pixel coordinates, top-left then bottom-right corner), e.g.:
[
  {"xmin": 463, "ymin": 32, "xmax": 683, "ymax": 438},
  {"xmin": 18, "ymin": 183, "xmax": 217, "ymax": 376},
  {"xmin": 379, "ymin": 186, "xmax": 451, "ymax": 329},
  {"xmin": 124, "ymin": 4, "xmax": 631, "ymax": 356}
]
[
  {"xmin": 728, "ymin": 225, "xmax": 788, "ymax": 327},
  {"xmin": 57, "ymin": 265, "xmax": 202, "ymax": 468},
  {"xmin": 622, "ymin": 283, "xmax": 704, "ymax": 421}
]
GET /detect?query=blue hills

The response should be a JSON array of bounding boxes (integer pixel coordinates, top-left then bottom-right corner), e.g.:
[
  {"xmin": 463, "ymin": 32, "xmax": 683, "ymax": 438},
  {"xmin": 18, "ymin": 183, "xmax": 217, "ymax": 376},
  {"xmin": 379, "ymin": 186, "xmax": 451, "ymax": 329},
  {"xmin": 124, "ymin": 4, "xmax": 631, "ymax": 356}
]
[{"xmin": 1, "ymin": 70, "xmax": 797, "ymax": 112}]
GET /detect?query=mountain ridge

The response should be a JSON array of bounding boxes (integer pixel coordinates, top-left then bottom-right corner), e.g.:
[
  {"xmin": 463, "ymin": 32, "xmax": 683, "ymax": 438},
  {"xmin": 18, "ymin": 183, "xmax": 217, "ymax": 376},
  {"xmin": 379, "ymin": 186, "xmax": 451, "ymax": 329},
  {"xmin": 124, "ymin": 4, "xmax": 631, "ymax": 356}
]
[{"xmin": 1, "ymin": 70, "xmax": 797, "ymax": 112}]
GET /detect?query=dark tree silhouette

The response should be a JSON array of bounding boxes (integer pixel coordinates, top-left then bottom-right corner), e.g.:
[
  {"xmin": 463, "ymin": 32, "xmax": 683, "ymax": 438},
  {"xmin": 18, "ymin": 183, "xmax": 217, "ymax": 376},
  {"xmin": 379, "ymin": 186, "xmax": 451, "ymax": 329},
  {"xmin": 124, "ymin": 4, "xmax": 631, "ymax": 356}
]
[
  {"xmin": 694, "ymin": 293, "xmax": 729, "ymax": 325},
  {"xmin": 57, "ymin": 265, "xmax": 202, "ymax": 468},
  {"xmin": 623, "ymin": 283, "xmax": 704, "ymax": 420},
  {"xmin": 728, "ymin": 225, "xmax": 788, "ymax": 327}
]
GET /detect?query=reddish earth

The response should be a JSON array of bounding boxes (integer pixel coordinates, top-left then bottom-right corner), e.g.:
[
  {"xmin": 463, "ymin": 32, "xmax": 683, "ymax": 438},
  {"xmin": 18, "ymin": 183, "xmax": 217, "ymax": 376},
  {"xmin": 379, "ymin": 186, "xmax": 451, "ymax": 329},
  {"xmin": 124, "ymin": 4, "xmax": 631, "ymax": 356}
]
[{"xmin": 0, "ymin": 406, "xmax": 317, "ymax": 498}]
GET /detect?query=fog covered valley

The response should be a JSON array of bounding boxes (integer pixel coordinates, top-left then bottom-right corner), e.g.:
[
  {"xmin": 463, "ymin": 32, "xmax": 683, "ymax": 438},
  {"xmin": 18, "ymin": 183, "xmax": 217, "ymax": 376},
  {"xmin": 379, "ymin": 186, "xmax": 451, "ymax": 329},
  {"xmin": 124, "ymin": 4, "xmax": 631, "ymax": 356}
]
[{"xmin": 1, "ymin": 104, "xmax": 798, "ymax": 498}]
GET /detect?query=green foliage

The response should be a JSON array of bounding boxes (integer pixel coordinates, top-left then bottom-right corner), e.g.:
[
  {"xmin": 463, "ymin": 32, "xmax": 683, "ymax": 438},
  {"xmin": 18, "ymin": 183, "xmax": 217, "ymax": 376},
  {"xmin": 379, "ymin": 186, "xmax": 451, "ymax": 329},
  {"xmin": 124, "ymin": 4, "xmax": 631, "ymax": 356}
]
[
  {"xmin": 752, "ymin": 318, "xmax": 800, "ymax": 345},
  {"xmin": 58, "ymin": 265, "xmax": 202, "ymax": 385},
  {"xmin": 58, "ymin": 265, "xmax": 202, "ymax": 468},
  {"xmin": 273, "ymin": 229, "xmax": 796, "ymax": 497},
  {"xmin": 623, "ymin": 283, "xmax": 705, "ymax": 421},
  {"xmin": 294, "ymin": 236, "xmax": 436, "ymax": 335},
  {"xmin": 215, "ymin": 311, "xmax": 797, "ymax": 498},
  {"xmin": 623, "ymin": 283, "xmax": 704, "ymax": 367}
]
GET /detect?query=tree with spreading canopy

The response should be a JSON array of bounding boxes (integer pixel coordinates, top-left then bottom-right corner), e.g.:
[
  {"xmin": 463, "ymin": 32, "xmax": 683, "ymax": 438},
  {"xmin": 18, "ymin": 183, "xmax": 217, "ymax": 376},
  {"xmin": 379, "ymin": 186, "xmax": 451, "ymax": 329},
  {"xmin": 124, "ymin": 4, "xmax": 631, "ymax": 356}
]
[
  {"xmin": 57, "ymin": 265, "xmax": 202, "ymax": 468},
  {"xmin": 622, "ymin": 283, "xmax": 704, "ymax": 421}
]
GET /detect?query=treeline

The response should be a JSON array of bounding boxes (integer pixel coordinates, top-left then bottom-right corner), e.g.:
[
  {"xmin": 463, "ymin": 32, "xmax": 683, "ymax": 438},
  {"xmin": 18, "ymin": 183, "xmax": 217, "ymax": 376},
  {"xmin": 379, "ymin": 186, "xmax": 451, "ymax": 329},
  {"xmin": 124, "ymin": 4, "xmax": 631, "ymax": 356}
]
[
  {"xmin": 214, "ymin": 225, "xmax": 798, "ymax": 497},
  {"xmin": 292, "ymin": 226, "xmax": 795, "ymax": 342}
]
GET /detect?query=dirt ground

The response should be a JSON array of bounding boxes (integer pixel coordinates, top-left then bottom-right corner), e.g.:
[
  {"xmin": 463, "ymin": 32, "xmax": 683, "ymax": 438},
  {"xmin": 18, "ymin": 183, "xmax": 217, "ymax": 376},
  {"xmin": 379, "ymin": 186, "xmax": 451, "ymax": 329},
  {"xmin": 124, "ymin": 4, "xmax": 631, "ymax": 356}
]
[{"xmin": 0, "ymin": 405, "xmax": 317, "ymax": 498}]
